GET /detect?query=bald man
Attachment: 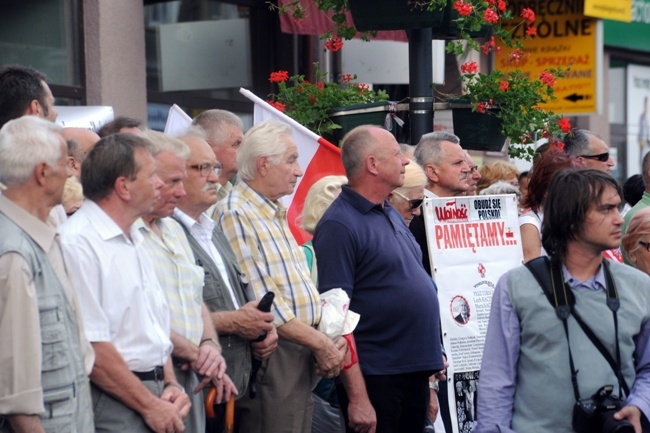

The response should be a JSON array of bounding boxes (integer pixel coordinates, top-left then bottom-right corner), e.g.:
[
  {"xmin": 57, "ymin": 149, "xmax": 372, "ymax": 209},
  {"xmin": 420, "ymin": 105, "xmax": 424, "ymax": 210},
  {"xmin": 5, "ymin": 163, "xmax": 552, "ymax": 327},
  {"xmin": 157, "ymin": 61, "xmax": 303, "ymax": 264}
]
[{"xmin": 61, "ymin": 128, "xmax": 100, "ymax": 180}]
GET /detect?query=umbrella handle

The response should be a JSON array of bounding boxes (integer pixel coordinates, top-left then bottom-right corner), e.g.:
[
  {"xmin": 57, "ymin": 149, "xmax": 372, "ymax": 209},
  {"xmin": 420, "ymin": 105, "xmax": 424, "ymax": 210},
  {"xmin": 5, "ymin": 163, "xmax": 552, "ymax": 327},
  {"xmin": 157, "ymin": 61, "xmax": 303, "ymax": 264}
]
[{"xmin": 225, "ymin": 395, "xmax": 235, "ymax": 433}]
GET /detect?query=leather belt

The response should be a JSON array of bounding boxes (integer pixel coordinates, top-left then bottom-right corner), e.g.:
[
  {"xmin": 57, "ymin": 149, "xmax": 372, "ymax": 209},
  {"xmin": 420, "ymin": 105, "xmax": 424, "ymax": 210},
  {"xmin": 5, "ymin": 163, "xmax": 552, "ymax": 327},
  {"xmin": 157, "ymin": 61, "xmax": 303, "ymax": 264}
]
[{"xmin": 132, "ymin": 366, "xmax": 164, "ymax": 381}]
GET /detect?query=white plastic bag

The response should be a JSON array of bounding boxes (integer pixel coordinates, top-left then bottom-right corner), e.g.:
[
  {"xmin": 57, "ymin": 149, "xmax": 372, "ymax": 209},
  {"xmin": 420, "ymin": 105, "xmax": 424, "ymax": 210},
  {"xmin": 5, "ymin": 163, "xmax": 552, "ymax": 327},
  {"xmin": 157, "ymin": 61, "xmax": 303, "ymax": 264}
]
[{"xmin": 317, "ymin": 288, "xmax": 360, "ymax": 340}]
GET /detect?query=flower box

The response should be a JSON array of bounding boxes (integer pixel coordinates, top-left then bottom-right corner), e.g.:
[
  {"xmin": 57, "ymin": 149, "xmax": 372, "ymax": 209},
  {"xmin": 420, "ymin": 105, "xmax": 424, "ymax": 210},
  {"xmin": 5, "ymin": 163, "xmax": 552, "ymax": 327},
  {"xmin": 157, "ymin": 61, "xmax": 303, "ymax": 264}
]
[
  {"xmin": 326, "ymin": 101, "xmax": 399, "ymax": 144},
  {"xmin": 347, "ymin": 0, "xmax": 490, "ymax": 40},
  {"xmin": 347, "ymin": 0, "xmax": 445, "ymax": 31},
  {"xmin": 449, "ymin": 98, "xmax": 506, "ymax": 152}
]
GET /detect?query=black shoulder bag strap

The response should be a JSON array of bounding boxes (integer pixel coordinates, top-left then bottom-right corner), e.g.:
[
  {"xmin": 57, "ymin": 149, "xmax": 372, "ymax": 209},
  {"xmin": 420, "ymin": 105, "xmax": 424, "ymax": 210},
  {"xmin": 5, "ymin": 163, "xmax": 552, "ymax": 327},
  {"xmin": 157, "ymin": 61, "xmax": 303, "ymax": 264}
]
[{"xmin": 525, "ymin": 257, "xmax": 630, "ymax": 398}]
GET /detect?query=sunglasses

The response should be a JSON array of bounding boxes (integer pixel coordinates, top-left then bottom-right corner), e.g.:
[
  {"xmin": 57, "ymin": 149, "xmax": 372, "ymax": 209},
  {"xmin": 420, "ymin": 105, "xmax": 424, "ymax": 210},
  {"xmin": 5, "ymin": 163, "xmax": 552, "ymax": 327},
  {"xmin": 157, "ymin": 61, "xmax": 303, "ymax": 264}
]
[
  {"xmin": 392, "ymin": 190, "xmax": 424, "ymax": 211},
  {"xmin": 639, "ymin": 241, "xmax": 650, "ymax": 253},
  {"xmin": 580, "ymin": 152, "xmax": 609, "ymax": 162}
]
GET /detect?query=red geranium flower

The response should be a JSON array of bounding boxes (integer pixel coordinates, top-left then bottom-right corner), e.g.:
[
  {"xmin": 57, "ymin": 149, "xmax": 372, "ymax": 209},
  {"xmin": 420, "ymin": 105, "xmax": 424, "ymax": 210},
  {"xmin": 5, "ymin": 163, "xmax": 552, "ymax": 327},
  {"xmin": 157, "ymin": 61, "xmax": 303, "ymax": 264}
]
[
  {"xmin": 325, "ymin": 36, "xmax": 344, "ymax": 52},
  {"xmin": 269, "ymin": 70, "xmax": 289, "ymax": 83},
  {"xmin": 481, "ymin": 36, "xmax": 496, "ymax": 55},
  {"xmin": 558, "ymin": 118, "xmax": 572, "ymax": 133},
  {"xmin": 453, "ymin": 0, "xmax": 473, "ymax": 16},
  {"xmin": 355, "ymin": 83, "xmax": 370, "ymax": 94},
  {"xmin": 483, "ymin": 8, "xmax": 499, "ymax": 25},
  {"xmin": 499, "ymin": 80, "xmax": 509, "ymax": 91},
  {"xmin": 266, "ymin": 100, "xmax": 286, "ymax": 112},
  {"xmin": 539, "ymin": 71, "xmax": 556, "ymax": 87},
  {"xmin": 521, "ymin": 8, "xmax": 536, "ymax": 25},
  {"xmin": 460, "ymin": 61, "xmax": 479, "ymax": 74},
  {"xmin": 525, "ymin": 26, "xmax": 537, "ymax": 37},
  {"xmin": 497, "ymin": 0, "xmax": 506, "ymax": 13},
  {"xmin": 317, "ymin": 81, "xmax": 325, "ymax": 90},
  {"xmin": 341, "ymin": 73, "xmax": 354, "ymax": 83}
]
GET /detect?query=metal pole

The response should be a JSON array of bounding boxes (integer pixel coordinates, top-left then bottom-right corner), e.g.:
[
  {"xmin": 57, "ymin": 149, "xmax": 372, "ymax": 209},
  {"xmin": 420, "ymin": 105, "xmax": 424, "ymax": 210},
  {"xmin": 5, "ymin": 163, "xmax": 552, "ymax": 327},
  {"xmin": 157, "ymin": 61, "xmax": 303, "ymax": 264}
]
[{"xmin": 407, "ymin": 28, "xmax": 434, "ymax": 146}]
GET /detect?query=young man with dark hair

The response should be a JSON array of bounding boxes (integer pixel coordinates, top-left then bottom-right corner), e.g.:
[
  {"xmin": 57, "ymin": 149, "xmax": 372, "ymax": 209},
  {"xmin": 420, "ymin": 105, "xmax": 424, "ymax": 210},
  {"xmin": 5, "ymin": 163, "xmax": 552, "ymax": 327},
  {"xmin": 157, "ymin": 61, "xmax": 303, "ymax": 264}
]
[
  {"xmin": 0, "ymin": 64, "xmax": 57, "ymax": 128},
  {"xmin": 475, "ymin": 169, "xmax": 650, "ymax": 433}
]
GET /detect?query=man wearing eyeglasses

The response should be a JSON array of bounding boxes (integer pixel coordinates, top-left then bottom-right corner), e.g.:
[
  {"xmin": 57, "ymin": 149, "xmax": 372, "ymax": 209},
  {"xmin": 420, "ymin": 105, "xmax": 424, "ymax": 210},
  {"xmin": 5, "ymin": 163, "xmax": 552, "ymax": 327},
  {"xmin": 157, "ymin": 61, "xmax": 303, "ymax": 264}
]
[
  {"xmin": 173, "ymin": 132, "xmax": 279, "ymax": 428},
  {"xmin": 621, "ymin": 151, "xmax": 650, "ymax": 264},
  {"xmin": 563, "ymin": 129, "xmax": 615, "ymax": 174}
]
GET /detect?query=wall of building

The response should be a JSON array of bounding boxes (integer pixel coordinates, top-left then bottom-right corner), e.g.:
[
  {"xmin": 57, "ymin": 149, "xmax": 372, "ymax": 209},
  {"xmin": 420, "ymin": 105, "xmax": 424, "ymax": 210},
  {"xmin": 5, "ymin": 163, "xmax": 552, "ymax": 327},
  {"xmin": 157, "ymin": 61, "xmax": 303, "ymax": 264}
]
[{"xmin": 83, "ymin": 0, "xmax": 148, "ymax": 120}]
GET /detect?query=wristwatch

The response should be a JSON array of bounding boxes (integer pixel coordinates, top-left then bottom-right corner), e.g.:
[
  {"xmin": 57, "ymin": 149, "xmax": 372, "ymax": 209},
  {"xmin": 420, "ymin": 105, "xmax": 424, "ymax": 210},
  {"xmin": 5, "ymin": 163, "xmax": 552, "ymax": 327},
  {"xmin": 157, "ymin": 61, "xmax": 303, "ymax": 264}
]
[{"xmin": 429, "ymin": 381, "xmax": 439, "ymax": 392}]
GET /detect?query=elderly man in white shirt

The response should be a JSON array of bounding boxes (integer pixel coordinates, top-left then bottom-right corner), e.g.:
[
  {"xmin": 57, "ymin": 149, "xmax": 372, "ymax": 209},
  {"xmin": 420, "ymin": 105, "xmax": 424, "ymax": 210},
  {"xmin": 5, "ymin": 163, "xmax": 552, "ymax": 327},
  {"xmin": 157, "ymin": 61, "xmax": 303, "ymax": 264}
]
[
  {"xmin": 137, "ymin": 130, "xmax": 236, "ymax": 433},
  {"xmin": 60, "ymin": 133, "xmax": 191, "ymax": 433}
]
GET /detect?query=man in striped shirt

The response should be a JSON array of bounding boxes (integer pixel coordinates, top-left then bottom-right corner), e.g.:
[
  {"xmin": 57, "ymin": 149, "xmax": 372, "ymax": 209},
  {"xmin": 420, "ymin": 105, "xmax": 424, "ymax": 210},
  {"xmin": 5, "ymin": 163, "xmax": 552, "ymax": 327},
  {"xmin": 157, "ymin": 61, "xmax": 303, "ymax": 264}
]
[
  {"xmin": 216, "ymin": 120, "xmax": 347, "ymax": 433},
  {"xmin": 138, "ymin": 130, "xmax": 235, "ymax": 433}
]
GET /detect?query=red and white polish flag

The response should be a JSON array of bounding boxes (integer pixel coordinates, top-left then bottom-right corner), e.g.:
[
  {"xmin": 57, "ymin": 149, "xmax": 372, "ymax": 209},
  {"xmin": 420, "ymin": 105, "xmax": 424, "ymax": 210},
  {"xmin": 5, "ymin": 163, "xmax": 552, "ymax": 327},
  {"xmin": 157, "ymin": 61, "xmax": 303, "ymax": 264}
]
[{"xmin": 239, "ymin": 88, "xmax": 345, "ymax": 245}]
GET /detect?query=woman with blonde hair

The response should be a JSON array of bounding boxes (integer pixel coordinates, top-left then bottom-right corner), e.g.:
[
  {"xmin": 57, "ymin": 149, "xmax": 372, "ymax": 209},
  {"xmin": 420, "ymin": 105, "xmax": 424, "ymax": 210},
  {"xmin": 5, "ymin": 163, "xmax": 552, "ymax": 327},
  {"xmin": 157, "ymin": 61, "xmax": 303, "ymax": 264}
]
[
  {"xmin": 388, "ymin": 160, "xmax": 427, "ymax": 227},
  {"xmin": 476, "ymin": 160, "xmax": 519, "ymax": 194},
  {"xmin": 299, "ymin": 174, "xmax": 348, "ymax": 433},
  {"xmin": 301, "ymin": 175, "xmax": 348, "ymax": 239},
  {"xmin": 62, "ymin": 177, "xmax": 84, "ymax": 216}
]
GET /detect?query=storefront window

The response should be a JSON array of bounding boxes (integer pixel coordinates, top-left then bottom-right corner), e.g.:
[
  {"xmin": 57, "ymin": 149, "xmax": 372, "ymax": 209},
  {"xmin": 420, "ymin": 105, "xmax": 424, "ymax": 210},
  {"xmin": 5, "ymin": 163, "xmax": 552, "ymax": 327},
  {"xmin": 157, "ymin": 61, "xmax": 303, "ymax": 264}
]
[
  {"xmin": 0, "ymin": 0, "xmax": 82, "ymax": 91},
  {"xmin": 144, "ymin": 0, "xmax": 253, "ymax": 117}
]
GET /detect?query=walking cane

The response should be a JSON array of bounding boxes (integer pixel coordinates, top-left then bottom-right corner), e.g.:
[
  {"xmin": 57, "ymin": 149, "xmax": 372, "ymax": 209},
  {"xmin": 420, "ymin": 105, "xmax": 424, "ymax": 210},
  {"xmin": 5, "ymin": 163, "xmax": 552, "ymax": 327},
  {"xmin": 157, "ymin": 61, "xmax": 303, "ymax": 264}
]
[{"xmin": 205, "ymin": 388, "xmax": 235, "ymax": 432}]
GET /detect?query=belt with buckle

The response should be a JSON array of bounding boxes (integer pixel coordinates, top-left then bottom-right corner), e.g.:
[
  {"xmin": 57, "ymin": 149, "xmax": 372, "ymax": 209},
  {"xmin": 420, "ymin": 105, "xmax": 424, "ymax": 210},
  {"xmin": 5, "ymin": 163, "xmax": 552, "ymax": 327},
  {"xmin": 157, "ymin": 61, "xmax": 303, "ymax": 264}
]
[{"xmin": 132, "ymin": 366, "xmax": 164, "ymax": 381}]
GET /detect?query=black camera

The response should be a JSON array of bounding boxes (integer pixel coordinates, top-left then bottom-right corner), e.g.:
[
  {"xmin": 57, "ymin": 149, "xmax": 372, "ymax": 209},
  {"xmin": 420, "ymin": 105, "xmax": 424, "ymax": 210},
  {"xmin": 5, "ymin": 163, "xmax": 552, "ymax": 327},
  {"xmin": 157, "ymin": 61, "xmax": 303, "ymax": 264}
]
[{"xmin": 573, "ymin": 385, "xmax": 634, "ymax": 433}]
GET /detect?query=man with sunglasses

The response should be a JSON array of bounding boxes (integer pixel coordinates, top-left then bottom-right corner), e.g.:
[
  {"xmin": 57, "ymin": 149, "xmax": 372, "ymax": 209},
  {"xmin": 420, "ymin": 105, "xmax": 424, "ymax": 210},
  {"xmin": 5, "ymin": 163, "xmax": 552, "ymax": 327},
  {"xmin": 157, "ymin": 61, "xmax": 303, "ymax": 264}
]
[
  {"xmin": 564, "ymin": 129, "xmax": 622, "ymax": 262},
  {"xmin": 622, "ymin": 151, "xmax": 650, "ymax": 264},
  {"xmin": 563, "ymin": 129, "xmax": 615, "ymax": 174}
]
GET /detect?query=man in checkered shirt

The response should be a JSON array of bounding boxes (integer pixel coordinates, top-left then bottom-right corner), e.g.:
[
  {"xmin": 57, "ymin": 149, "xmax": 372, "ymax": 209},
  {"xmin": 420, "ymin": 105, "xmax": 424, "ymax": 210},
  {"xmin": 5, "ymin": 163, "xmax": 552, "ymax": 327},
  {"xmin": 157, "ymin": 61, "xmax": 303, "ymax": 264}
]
[{"xmin": 217, "ymin": 120, "xmax": 347, "ymax": 433}]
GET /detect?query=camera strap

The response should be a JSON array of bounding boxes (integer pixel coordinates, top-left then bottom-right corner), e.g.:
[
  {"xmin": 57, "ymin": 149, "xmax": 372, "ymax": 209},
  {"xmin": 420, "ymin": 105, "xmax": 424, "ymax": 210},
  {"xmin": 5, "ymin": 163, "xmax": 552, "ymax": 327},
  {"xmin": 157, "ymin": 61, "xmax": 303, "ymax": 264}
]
[{"xmin": 525, "ymin": 256, "xmax": 630, "ymax": 400}]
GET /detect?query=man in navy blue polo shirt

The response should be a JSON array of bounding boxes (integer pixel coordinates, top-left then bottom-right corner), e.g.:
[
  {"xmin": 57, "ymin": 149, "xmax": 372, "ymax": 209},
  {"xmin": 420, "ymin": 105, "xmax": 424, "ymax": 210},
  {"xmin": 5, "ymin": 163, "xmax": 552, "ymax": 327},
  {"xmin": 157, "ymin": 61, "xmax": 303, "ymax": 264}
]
[{"xmin": 313, "ymin": 125, "xmax": 445, "ymax": 433}]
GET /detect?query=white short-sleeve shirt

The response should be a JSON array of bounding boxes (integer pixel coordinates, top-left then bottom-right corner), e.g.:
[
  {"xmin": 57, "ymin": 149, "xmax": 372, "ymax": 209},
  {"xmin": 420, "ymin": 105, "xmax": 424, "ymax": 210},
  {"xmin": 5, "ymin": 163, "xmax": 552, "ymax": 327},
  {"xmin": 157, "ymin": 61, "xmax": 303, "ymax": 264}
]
[{"xmin": 59, "ymin": 200, "xmax": 172, "ymax": 372}]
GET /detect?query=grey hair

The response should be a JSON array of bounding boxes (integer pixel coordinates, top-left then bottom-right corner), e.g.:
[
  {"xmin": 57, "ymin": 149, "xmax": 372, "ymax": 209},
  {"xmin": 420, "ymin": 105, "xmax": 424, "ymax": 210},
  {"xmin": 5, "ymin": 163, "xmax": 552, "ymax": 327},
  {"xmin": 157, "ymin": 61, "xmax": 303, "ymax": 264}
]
[
  {"xmin": 563, "ymin": 129, "xmax": 600, "ymax": 157},
  {"xmin": 141, "ymin": 129, "xmax": 190, "ymax": 161},
  {"xmin": 237, "ymin": 120, "xmax": 292, "ymax": 182},
  {"xmin": 192, "ymin": 109, "xmax": 243, "ymax": 147},
  {"xmin": 340, "ymin": 125, "xmax": 380, "ymax": 179},
  {"xmin": 478, "ymin": 180, "xmax": 522, "ymax": 200},
  {"xmin": 414, "ymin": 131, "xmax": 460, "ymax": 167},
  {"xmin": 183, "ymin": 125, "xmax": 207, "ymax": 141},
  {"xmin": 0, "ymin": 116, "xmax": 63, "ymax": 186}
]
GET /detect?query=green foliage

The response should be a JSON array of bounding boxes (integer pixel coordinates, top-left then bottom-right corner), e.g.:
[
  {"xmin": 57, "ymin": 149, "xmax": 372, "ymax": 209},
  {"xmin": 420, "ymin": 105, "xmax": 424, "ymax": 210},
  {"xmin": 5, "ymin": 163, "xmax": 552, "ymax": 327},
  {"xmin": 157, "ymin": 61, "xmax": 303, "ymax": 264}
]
[
  {"xmin": 268, "ymin": 64, "xmax": 388, "ymax": 137},
  {"xmin": 459, "ymin": 64, "xmax": 570, "ymax": 160}
]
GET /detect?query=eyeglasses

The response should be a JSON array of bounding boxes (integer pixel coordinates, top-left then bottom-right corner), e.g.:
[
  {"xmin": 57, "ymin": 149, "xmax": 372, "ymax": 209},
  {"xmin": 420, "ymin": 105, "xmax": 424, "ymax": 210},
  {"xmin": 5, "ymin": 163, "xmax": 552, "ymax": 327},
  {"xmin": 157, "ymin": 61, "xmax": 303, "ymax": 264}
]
[
  {"xmin": 392, "ymin": 190, "xmax": 424, "ymax": 211},
  {"xmin": 580, "ymin": 152, "xmax": 610, "ymax": 162},
  {"xmin": 188, "ymin": 163, "xmax": 222, "ymax": 177},
  {"xmin": 638, "ymin": 241, "xmax": 650, "ymax": 252}
]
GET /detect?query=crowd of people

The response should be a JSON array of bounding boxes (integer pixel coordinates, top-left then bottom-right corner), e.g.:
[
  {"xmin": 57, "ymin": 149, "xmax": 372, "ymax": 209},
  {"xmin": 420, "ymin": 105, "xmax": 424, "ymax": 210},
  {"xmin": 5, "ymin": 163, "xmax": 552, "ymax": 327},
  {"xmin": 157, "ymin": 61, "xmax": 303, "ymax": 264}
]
[{"xmin": 1, "ymin": 63, "xmax": 649, "ymax": 433}]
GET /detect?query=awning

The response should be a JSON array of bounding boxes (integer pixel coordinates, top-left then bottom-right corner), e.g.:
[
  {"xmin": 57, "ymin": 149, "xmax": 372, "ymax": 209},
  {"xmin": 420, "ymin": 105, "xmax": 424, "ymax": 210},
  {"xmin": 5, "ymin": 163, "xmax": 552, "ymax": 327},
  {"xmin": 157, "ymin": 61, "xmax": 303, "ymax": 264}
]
[{"xmin": 277, "ymin": 0, "xmax": 408, "ymax": 42}]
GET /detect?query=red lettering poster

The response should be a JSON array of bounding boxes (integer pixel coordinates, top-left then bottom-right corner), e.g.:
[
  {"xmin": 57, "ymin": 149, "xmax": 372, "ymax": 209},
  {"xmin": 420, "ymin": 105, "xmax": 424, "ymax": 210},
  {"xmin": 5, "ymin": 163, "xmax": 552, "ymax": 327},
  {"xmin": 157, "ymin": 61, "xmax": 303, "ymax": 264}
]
[{"xmin": 424, "ymin": 194, "xmax": 523, "ymax": 433}]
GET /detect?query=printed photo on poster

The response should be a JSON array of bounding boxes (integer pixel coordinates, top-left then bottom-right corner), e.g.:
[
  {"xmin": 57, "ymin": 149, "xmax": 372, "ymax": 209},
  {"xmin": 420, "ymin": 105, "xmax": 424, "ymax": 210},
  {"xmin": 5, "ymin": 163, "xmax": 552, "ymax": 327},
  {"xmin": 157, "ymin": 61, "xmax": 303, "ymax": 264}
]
[{"xmin": 454, "ymin": 371, "xmax": 480, "ymax": 433}]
